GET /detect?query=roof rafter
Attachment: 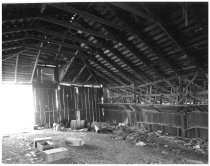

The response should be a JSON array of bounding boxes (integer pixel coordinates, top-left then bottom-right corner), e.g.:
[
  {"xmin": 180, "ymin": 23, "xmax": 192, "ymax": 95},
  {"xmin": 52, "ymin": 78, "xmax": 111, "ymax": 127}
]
[
  {"xmin": 29, "ymin": 35, "xmax": 92, "ymax": 53},
  {"xmin": 59, "ymin": 56, "xmax": 75, "ymax": 82},
  {"xmin": 34, "ymin": 28, "xmax": 99, "ymax": 48},
  {"xmin": 72, "ymin": 64, "xmax": 86, "ymax": 83},
  {"xmin": 49, "ymin": 3, "xmax": 130, "ymax": 33},
  {"xmin": 39, "ymin": 16, "xmax": 115, "ymax": 41},
  {"xmin": 106, "ymin": 3, "xmax": 183, "ymax": 76},
  {"xmin": 141, "ymin": 3, "xmax": 206, "ymax": 73},
  {"xmin": 23, "ymin": 43, "xmax": 85, "ymax": 60},
  {"xmin": 83, "ymin": 59, "xmax": 119, "ymax": 86},
  {"xmin": 82, "ymin": 74, "xmax": 92, "ymax": 86},
  {"xmin": 78, "ymin": 18, "xmax": 149, "ymax": 83},
  {"xmin": 88, "ymin": 55, "xmax": 129, "ymax": 85},
  {"xmin": 31, "ymin": 43, "xmax": 43, "ymax": 83}
]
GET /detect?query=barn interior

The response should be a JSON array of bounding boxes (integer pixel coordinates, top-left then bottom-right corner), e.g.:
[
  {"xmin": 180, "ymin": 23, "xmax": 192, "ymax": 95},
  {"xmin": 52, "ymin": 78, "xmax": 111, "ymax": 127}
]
[{"xmin": 1, "ymin": 2, "xmax": 208, "ymax": 164}]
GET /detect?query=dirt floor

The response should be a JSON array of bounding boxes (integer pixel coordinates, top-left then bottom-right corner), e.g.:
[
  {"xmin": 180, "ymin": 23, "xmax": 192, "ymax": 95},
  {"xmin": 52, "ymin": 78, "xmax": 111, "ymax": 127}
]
[{"xmin": 1, "ymin": 129, "xmax": 208, "ymax": 164}]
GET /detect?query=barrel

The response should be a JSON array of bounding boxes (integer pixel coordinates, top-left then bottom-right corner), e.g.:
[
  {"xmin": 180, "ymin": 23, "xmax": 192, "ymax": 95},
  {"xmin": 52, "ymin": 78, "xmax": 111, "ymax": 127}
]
[{"xmin": 70, "ymin": 120, "xmax": 85, "ymax": 130}]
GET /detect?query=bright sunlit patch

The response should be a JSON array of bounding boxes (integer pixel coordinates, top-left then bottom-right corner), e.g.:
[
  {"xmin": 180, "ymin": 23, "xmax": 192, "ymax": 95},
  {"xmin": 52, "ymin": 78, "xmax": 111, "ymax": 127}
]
[{"xmin": 0, "ymin": 84, "xmax": 34, "ymax": 134}]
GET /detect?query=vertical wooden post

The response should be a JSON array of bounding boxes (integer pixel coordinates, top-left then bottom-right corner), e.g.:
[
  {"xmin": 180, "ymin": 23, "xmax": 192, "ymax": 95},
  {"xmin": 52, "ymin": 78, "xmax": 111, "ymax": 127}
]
[
  {"xmin": 33, "ymin": 87, "xmax": 37, "ymax": 124},
  {"xmin": 160, "ymin": 95, "xmax": 162, "ymax": 105},
  {"xmin": 15, "ymin": 54, "xmax": 19, "ymax": 83},
  {"xmin": 37, "ymin": 67, "xmax": 41, "ymax": 83},
  {"xmin": 57, "ymin": 85, "xmax": 61, "ymax": 123},
  {"xmin": 31, "ymin": 43, "xmax": 43, "ymax": 83},
  {"xmin": 52, "ymin": 89, "xmax": 55, "ymax": 123},
  {"xmin": 149, "ymin": 85, "xmax": 152, "ymax": 104},
  {"xmin": 195, "ymin": 128, "xmax": 199, "ymax": 138},
  {"xmin": 178, "ymin": 76, "xmax": 183, "ymax": 104},
  {"xmin": 54, "ymin": 65, "xmax": 59, "ymax": 83},
  {"xmin": 134, "ymin": 81, "xmax": 137, "ymax": 103},
  {"xmin": 181, "ymin": 112, "xmax": 187, "ymax": 137},
  {"xmin": 76, "ymin": 87, "xmax": 80, "ymax": 120}
]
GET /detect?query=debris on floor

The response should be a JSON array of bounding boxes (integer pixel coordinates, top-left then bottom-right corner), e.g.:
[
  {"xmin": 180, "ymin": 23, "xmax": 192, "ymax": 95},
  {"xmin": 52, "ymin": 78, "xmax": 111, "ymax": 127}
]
[
  {"xmin": 108, "ymin": 124, "xmax": 208, "ymax": 154},
  {"xmin": 65, "ymin": 137, "xmax": 85, "ymax": 147},
  {"xmin": 2, "ymin": 129, "xmax": 208, "ymax": 164},
  {"xmin": 135, "ymin": 141, "xmax": 146, "ymax": 146}
]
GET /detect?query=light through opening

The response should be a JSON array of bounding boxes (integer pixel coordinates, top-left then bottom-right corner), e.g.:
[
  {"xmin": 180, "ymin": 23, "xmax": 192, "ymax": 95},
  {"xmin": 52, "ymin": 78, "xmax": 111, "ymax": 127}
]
[{"xmin": 0, "ymin": 84, "xmax": 34, "ymax": 134}]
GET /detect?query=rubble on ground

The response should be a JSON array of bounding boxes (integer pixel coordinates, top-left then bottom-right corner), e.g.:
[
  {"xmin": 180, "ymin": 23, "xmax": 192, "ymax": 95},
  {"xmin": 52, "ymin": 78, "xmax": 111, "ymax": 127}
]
[{"xmin": 95, "ymin": 122, "xmax": 208, "ymax": 154}]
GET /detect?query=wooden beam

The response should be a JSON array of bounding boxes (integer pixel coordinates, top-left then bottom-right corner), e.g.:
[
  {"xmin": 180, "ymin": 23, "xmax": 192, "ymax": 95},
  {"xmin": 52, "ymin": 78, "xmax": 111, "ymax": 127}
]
[
  {"xmin": 181, "ymin": 72, "xmax": 199, "ymax": 94},
  {"xmin": 3, "ymin": 37, "xmax": 29, "ymax": 43},
  {"xmin": 106, "ymin": 4, "xmax": 183, "ymax": 76},
  {"xmin": 3, "ymin": 46, "xmax": 23, "ymax": 52},
  {"xmin": 29, "ymin": 35, "xmax": 92, "ymax": 53},
  {"xmin": 110, "ymin": 2, "xmax": 155, "ymax": 22},
  {"xmin": 31, "ymin": 43, "xmax": 43, "ymax": 83},
  {"xmin": 92, "ymin": 48, "xmax": 135, "ymax": 84},
  {"xmin": 83, "ymin": 59, "xmax": 120, "ymax": 86},
  {"xmin": 78, "ymin": 55, "xmax": 106, "ymax": 86},
  {"xmin": 72, "ymin": 65, "xmax": 86, "ymax": 83},
  {"xmin": 49, "ymin": 4, "xmax": 130, "ymax": 33},
  {"xmin": 34, "ymin": 28, "xmax": 99, "ymax": 48},
  {"xmin": 142, "ymin": 4, "xmax": 205, "ymax": 73},
  {"xmin": 99, "ymin": 103, "xmax": 208, "ymax": 107},
  {"xmin": 178, "ymin": 72, "xmax": 199, "ymax": 104},
  {"xmin": 95, "ymin": 36, "xmax": 150, "ymax": 82},
  {"xmin": 2, "ymin": 27, "xmax": 32, "ymax": 34},
  {"xmin": 88, "ymin": 55, "xmax": 129, "ymax": 85},
  {"xmin": 59, "ymin": 56, "xmax": 75, "ymax": 82},
  {"xmin": 82, "ymin": 74, "xmax": 92, "ymax": 87},
  {"xmin": 2, "ymin": 49, "xmax": 28, "ymax": 61},
  {"xmin": 107, "ymin": 71, "xmax": 199, "ymax": 89},
  {"xmin": 23, "ymin": 44, "xmax": 78, "ymax": 60},
  {"xmin": 14, "ymin": 54, "xmax": 19, "ymax": 83},
  {"xmin": 78, "ymin": 19, "xmax": 146, "ymax": 83},
  {"xmin": 39, "ymin": 16, "xmax": 115, "ymax": 41},
  {"xmin": 164, "ymin": 80, "xmax": 177, "ymax": 92}
]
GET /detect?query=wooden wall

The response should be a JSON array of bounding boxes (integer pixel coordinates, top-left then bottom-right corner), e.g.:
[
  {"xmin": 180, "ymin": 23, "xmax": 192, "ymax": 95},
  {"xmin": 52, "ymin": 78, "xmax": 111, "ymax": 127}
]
[
  {"xmin": 102, "ymin": 104, "xmax": 208, "ymax": 138},
  {"xmin": 33, "ymin": 85, "xmax": 103, "ymax": 127}
]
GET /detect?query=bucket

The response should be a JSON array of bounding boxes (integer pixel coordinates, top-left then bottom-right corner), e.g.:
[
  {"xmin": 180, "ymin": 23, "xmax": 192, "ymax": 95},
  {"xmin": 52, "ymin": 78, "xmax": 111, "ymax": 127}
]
[
  {"xmin": 56, "ymin": 124, "xmax": 61, "ymax": 131},
  {"xmin": 71, "ymin": 120, "xmax": 85, "ymax": 130}
]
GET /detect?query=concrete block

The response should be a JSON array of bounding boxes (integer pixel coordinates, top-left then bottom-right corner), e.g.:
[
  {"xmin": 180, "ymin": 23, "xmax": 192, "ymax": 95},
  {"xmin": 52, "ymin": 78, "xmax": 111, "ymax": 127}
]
[
  {"xmin": 37, "ymin": 141, "xmax": 58, "ymax": 151},
  {"xmin": 34, "ymin": 137, "xmax": 52, "ymax": 148},
  {"xmin": 43, "ymin": 147, "xmax": 68, "ymax": 162},
  {"xmin": 65, "ymin": 137, "xmax": 84, "ymax": 146}
]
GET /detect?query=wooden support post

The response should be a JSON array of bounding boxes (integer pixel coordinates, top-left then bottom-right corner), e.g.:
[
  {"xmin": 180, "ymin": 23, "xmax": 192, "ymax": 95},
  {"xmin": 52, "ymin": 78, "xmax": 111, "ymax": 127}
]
[
  {"xmin": 76, "ymin": 87, "xmax": 80, "ymax": 120},
  {"xmin": 149, "ymin": 85, "xmax": 152, "ymax": 104},
  {"xmin": 178, "ymin": 76, "xmax": 183, "ymax": 104},
  {"xmin": 160, "ymin": 95, "xmax": 162, "ymax": 105},
  {"xmin": 179, "ymin": 72, "xmax": 199, "ymax": 104},
  {"xmin": 57, "ymin": 86, "xmax": 61, "ymax": 123},
  {"xmin": 134, "ymin": 81, "xmax": 137, "ymax": 103},
  {"xmin": 31, "ymin": 43, "xmax": 43, "ymax": 83},
  {"xmin": 181, "ymin": 112, "xmax": 187, "ymax": 137},
  {"xmin": 14, "ymin": 54, "xmax": 19, "ymax": 83},
  {"xmin": 54, "ymin": 65, "xmax": 59, "ymax": 83},
  {"xmin": 195, "ymin": 128, "xmax": 199, "ymax": 138}
]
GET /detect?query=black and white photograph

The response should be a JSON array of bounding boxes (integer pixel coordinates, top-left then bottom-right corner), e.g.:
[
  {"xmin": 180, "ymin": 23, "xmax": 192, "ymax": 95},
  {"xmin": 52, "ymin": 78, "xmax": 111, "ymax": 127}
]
[{"xmin": 1, "ymin": 0, "xmax": 208, "ymax": 164}]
